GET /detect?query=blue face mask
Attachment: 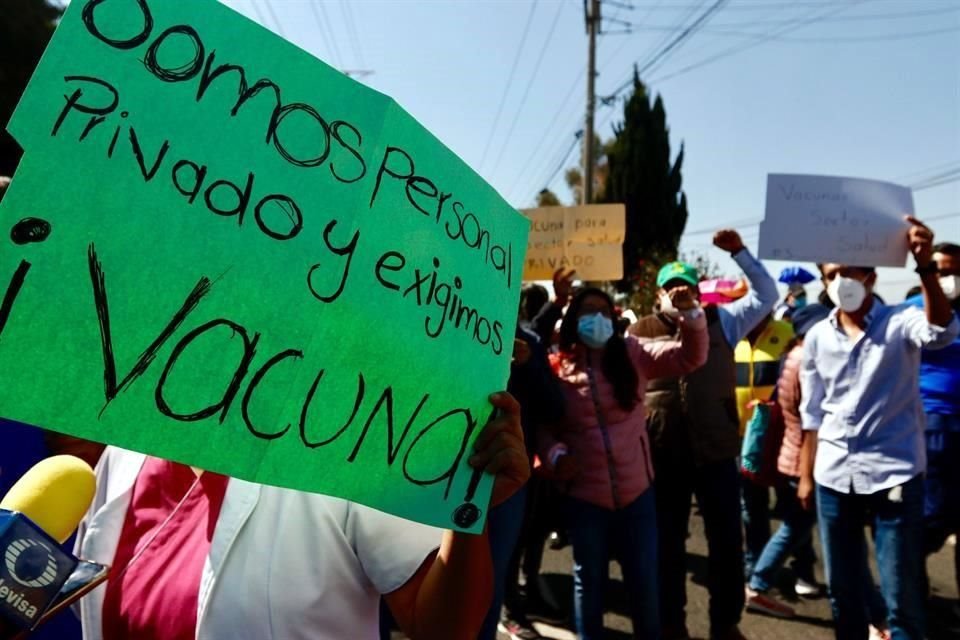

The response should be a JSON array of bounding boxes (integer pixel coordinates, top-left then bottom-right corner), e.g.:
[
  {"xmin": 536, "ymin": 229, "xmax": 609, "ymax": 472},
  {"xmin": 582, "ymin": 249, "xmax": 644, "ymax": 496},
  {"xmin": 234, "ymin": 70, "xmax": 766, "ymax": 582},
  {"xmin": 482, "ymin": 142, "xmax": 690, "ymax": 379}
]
[
  {"xmin": 577, "ymin": 312, "xmax": 614, "ymax": 349},
  {"xmin": 792, "ymin": 295, "xmax": 807, "ymax": 310}
]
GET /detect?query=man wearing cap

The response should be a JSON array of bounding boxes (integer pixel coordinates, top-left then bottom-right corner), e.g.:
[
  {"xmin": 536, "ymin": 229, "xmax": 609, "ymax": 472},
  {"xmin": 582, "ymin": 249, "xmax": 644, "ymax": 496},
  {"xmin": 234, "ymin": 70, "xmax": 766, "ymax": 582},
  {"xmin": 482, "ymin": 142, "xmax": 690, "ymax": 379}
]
[{"xmin": 630, "ymin": 230, "xmax": 778, "ymax": 640}]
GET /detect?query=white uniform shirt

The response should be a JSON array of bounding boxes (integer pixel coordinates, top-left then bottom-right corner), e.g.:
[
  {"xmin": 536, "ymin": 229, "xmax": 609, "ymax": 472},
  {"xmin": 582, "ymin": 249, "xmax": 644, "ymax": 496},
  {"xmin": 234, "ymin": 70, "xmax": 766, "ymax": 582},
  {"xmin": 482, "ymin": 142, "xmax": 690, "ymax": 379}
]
[{"xmin": 75, "ymin": 448, "xmax": 443, "ymax": 640}]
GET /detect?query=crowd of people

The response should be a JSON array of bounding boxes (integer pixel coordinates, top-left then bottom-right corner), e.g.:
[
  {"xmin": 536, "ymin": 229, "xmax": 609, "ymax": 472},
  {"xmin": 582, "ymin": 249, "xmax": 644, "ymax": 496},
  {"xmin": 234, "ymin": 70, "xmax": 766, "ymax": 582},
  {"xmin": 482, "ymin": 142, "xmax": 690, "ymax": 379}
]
[
  {"xmin": 1, "ymin": 203, "xmax": 958, "ymax": 640},
  {"xmin": 488, "ymin": 220, "xmax": 958, "ymax": 640}
]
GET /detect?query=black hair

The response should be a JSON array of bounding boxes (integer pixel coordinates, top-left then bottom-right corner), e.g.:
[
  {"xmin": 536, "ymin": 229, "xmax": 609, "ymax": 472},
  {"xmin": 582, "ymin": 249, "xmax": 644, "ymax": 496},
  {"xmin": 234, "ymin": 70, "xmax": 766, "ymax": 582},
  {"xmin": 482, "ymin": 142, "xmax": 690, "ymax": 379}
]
[
  {"xmin": 934, "ymin": 242, "xmax": 960, "ymax": 258},
  {"xmin": 559, "ymin": 287, "xmax": 639, "ymax": 411},
  {"xmin": 816, "ymin": 263, "xmax": 876, "ymax": 276},
  {"xmin": 521, "ymin": 284, "xmax": 549, "ymax": 320}
]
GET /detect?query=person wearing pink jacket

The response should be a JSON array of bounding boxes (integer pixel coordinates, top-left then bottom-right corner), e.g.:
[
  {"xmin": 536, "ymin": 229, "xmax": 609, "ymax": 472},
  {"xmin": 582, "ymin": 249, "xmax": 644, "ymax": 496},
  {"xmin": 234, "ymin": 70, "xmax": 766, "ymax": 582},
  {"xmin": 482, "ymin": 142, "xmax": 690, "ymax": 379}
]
[{"xmin": 541, "ymin": 286, "xmax": 708, "ymax": 639}]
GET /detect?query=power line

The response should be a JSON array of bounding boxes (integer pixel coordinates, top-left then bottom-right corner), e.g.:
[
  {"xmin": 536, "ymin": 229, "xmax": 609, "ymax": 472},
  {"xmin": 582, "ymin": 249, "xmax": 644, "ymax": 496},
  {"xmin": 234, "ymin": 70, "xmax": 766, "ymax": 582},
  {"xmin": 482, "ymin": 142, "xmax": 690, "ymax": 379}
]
[
  {"xmin": 247, "ymin": 0, "xmax": 270, "ymax": 29},
  {"xmin": 683, "ymin": 218, "xmax": 763, "ymax": 236},
  {"xmin": 490, "ymin": 1, "xmax": 567, "ymax": 174},
  {"xmin": 506, "ymin": 72, "xmax": 584, "ymax": 200},
  {"xmin": 340, "ymin": 0, "xmax": 367, "ymax": 69},
  {"xmin": 912, "ymin": 173, "xmax": 960, "ymax": 192},
  {"xmin": 478, "ymin": 1, "xmax": 540, "ymax": 172},
  {"xmin": 646, "ymin": 3, "xmax": 858, "ymax": 85},
  {"xmin": 260, "ymin": 0, "xmax": 287, "ymax": 37},
  {"xmin": 634, "ymin": 0, "xmax": 728, "ymax": 82},
  {"xmin": 895, "ymin": 159, "xmax": 960, "ymax": 183},
  {"xmin": 308, "ymin": 0, "xmax": 344, "ymax": 69},
  {"xmin": 538, "ymin": 131, "xmax": 584, "ymax": 201},
  {"xmin": 626, "ymin": 24, "xmax": 960, "ymax": 43},
  {"xmin": 629, "ymin": 0, "xmax": 705, "ymax": 84},
  {"xmin": 628, "ymin": 5, "xmax": 960, "ymax": 29},
  {"xmin": 627, "ymin": 1, "xmax": 854, "ymax": 11}
]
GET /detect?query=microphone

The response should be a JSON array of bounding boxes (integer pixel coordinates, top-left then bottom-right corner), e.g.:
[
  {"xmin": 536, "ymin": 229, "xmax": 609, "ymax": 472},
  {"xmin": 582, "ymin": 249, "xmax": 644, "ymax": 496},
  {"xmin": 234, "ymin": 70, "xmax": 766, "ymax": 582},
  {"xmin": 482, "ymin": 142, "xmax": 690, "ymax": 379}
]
[{"xmin": 0, "ymin": 456, "xmax": 96, "ymax": 637}]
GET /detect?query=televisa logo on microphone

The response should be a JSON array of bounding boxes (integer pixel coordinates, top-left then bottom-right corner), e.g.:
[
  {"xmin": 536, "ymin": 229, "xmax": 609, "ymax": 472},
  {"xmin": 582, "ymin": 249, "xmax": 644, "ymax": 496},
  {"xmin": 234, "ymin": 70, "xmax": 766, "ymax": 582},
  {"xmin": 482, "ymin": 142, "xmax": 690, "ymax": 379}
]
[{"xmin": 0, "ymin": 510, "xmax": 77, "ymax": 628}]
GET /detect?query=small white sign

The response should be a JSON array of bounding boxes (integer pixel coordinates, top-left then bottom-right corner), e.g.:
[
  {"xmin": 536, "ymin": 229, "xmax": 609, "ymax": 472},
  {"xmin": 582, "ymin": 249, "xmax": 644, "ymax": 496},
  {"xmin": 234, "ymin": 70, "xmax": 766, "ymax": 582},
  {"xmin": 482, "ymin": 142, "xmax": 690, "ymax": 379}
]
[{"xmin": 758, "ymin": 174, "xmax": 913, "ymax": 267}]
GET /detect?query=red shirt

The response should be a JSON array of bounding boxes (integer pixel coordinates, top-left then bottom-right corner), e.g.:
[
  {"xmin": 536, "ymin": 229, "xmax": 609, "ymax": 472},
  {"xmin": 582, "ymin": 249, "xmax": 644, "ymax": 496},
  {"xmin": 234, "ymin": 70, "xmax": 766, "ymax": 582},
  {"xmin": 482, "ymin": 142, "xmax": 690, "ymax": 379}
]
[{"xmin": 102, "ymin": 458, "xmax": 229, "ymax": 640}]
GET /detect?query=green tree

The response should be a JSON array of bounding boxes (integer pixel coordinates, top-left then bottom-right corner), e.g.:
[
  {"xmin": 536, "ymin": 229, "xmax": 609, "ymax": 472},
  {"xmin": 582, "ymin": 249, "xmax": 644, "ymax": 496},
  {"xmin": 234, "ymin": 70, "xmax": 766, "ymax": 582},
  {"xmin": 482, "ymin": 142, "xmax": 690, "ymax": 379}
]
[
  {"xmin": 0, "ymin": 1, "xmax": 63, "ymax": 180},
  {"xmin": 601, "ymin": 69, "xmax": 688, "ymax": 302},
  {"xmin": 535, "ymin": 188, "xmax": 562, "ymax": 207}
]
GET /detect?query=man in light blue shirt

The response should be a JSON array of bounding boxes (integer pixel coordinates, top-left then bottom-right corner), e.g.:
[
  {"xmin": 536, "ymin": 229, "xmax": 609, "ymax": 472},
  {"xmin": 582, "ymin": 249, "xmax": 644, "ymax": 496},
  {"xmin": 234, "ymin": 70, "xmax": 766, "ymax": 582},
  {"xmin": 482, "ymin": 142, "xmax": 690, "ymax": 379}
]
[{"xmin": 799, "ymin": 218, "xmax": 960, "ymax": 640}]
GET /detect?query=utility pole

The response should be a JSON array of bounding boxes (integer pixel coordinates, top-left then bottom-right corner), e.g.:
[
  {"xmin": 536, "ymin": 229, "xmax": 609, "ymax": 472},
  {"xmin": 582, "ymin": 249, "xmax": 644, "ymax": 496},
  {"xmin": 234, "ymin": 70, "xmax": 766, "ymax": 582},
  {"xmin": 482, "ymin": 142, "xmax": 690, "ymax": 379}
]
[{"xmin": 582, "ymin": 0, "xmax": 600, "ymax": 205}]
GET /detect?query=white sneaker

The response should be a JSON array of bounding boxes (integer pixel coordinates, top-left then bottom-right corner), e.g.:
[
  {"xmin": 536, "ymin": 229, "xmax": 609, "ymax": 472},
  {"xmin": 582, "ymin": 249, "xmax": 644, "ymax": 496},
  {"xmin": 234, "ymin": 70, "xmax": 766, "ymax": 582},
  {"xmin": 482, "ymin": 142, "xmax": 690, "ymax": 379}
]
[
  {"xmin": 868, "ymin": 624, "xmax": 891, "ymax": 640},
  {"xmin": 794, "ymin": 577, "xmax": 821, "ymax": 597}
]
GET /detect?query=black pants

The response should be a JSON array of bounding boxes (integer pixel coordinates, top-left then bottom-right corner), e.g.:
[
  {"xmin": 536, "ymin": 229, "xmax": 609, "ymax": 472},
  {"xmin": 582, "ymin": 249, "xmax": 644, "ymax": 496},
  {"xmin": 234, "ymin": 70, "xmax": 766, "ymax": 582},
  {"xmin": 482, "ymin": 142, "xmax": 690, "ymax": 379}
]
[{"xmin": 655, "ymin": 455, "xmax": 745, "ymax": 637}]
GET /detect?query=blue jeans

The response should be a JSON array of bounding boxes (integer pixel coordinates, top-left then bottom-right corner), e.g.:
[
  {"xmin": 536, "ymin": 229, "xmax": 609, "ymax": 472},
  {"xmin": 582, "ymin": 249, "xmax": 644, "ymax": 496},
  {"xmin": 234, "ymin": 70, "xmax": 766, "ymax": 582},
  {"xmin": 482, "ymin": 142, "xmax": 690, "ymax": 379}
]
[
  {"xmin": 741, "ymin": 476, "xmax": 772, "ymax": 579},
  {"xmin": 749, "ymin": 478, "xmax": 817, "ymax": 592},
  {"xmin": 817, "ymin": 475, "xmax": 926, "ymax": 640},
  {"xmin": 478, "ymin": 485, "xmax": 527, "ymax": 640},
  {"xmin": 566, "ymin": 490, "xmax": 659, "ymax": 640}
]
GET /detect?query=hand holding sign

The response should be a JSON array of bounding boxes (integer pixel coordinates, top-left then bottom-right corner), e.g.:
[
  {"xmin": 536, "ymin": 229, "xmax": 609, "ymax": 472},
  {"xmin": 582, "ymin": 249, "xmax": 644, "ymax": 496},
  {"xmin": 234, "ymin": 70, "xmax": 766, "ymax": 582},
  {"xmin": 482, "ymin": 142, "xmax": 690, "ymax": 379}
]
[
  {"xmin": 906, "ymin": 216, "xmax": 935, "ymax": 266},
  {"xmin": 468, "ymin": 393, "xmax": 528, "ymax": 509},
  {"xmin": 0, "ymin": 0, "xmax": 529, "ymax": 532}
]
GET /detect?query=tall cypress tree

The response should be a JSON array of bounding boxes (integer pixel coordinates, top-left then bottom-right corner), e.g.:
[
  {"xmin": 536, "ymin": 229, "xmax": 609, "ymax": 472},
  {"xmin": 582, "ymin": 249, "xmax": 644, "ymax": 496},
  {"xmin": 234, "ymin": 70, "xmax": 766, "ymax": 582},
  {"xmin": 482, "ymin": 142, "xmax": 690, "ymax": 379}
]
[{"xmin": 601, "ymin": 69, "xmax": 688, "ymax": 296}]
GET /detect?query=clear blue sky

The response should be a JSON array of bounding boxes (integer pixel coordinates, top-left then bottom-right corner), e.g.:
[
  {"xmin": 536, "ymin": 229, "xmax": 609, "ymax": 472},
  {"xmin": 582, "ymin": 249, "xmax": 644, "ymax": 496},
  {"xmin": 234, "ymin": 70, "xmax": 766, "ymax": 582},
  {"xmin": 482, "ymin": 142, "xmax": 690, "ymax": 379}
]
[{"xmin": 222, "ymin": 0, "xmax": 958, "ymax": 303}]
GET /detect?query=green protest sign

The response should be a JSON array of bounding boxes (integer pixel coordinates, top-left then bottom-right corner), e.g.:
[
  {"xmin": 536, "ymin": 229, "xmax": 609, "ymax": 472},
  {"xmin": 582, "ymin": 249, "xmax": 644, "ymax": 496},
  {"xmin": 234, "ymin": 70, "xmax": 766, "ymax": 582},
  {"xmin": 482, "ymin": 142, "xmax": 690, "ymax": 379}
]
[{"xmin": 0, "ymin": 0, "xmax": 528, "ymax": 533}]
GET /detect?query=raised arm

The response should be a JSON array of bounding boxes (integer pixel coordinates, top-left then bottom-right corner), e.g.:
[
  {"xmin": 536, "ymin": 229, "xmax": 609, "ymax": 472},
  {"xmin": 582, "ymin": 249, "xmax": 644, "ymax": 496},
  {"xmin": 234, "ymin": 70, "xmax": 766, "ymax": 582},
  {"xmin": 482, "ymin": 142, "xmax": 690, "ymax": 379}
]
[
  {"xmin": 903, "ymin": 217, "xmax": 960, "ymax": 349},
  {"xmin": 713, "ymin": 230, "xmax": 779, "ymax": 345},
  {"xmin": 637, "ymin": 306, "xmax": 708, "ymax": 380}
]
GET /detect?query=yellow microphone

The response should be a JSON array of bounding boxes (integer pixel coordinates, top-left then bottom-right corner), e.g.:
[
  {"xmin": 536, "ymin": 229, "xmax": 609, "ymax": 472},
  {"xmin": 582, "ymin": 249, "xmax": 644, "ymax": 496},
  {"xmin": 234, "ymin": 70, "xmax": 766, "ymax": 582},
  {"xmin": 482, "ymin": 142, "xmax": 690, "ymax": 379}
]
[
  {"xmin": 0, "ymin": 456, "xmax": 96, "ymax": 636},
  {"xmin": 0, "ymin": 455, "xmax": 96, "ymax": 544}
]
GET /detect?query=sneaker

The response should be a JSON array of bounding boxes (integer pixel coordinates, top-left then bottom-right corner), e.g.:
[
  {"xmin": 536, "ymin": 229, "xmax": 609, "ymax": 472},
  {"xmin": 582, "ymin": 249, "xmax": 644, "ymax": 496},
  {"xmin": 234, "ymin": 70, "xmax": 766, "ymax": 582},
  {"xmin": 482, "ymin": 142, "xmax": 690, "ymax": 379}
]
[
  {"xmin": 745, "ymin": 588, "xmax": 796, "ymax": 618},
  {"xmin": 794, "ymin": 577, "xmax": 822, "ymax": 597},
  {"xmin": 868, "ymin": 624, "xmax": 891, "ymax": 640},
  {"xmin": 524, "ymin": 597, "xmax": 566, "ymax": 626},
  {"xmin": 498, "ymin": 617, "xmax": 544, "ymax": 640}
]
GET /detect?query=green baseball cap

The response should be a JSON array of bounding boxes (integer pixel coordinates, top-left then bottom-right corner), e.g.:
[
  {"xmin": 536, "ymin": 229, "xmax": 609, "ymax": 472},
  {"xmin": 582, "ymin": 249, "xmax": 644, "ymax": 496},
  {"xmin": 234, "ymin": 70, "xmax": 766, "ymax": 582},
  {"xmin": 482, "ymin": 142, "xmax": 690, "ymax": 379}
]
[{"xmin": 656, "ymin": 261, "xmax": 699, "ymax": 288}]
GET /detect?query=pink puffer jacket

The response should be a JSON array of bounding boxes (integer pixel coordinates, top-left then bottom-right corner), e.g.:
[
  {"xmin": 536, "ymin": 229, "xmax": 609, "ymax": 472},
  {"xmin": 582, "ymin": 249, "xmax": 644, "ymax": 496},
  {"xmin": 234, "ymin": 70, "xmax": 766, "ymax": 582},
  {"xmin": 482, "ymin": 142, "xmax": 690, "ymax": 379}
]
[{"xmin": 541, "ymin": 312, "xmax": 708, "ymax": 510}]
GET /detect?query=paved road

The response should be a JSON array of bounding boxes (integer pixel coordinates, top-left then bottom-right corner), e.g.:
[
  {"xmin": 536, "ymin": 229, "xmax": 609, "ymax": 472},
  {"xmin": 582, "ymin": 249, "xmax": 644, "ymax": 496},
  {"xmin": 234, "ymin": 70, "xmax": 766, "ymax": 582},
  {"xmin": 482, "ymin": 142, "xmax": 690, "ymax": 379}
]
[
  {"xmin": 506, "ymin": 507, "xmax": 959, "ymax": 640},
  {"xmin": 389, "ymin": 502, "xmax": 958, "ymax": 639}
]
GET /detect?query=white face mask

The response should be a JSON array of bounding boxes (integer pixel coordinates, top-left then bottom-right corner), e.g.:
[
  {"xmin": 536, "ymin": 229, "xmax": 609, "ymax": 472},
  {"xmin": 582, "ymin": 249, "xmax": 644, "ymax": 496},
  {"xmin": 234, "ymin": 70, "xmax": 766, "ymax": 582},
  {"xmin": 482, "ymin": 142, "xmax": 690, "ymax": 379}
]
[
  {"xmin": 939, "ymin": 275, "xmax": 960, "ymax": 301},
  {"xmin": 577, "ymin": 312, "xmax": 614, "ymax": 349},
  {"xmin": 827, "ymin": 276, "xmax": 868, "ymax": 312}
]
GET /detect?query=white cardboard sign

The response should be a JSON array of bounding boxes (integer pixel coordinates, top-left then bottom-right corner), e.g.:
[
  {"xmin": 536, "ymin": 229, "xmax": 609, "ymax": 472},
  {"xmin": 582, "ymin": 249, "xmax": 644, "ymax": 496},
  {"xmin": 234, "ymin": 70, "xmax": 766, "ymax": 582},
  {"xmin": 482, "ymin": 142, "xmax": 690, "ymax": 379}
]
[
  {"xmin": 758, "ymin": 174, "xmax": 913, "ymax": 267},
  {"xmin": 521, "ymin": 204, "xmax": 625, "ymax": 281}
]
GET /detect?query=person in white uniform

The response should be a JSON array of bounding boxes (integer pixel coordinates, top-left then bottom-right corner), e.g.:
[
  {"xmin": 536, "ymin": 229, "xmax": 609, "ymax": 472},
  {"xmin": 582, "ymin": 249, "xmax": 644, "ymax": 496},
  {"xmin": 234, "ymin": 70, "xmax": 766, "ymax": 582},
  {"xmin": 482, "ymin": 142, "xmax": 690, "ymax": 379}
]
[{"xmin": 74, "ymin": 392, "xmax": 529, "ymax": 640}]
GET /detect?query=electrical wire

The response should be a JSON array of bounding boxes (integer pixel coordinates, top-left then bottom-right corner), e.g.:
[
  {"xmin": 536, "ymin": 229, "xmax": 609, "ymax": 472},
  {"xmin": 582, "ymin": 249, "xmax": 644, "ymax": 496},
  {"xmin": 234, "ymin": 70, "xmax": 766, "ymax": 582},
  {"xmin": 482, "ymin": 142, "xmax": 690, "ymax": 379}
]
[
  {"xmin": 478, "ymin": 1, "xmax": 540, "ymax": 172},
  {"xmin": 646, "ymin": 3, "xmax": 858, "ymax": 85},
  {"xmin": 536, "ymin": 132, "xmax": 584, "ymax": 203},
  {"xmin": 627, "ymin": 24, "xmax": 960, "ymax": 43},
  {"xmin": 261, "ymin": 0, "xmax": 287, "ymax": 37},
  {"xmin": 628, "ymin": 5, "xmax": 960, "ymax": 30},
  {"xmin": 506, "ymin": 72, "xmax": 584, "ymax": 200},
  {"xmin": 308, "ymin": 0, "xmax": 344, "ymax": 69},
  {"xmin": 633, "ymin": 0, "xmax": 728, "ymax": 81},
  {"xmin": 490, "ymin": 1, "xmax": 567, "ymax": 175},
  {"xmin": 247, "ymin": 0, "xmax": 270, "ymax": 29},
  {"xmin": 340, "ymin": 0, "xmax": 367, "ymax": 69}
]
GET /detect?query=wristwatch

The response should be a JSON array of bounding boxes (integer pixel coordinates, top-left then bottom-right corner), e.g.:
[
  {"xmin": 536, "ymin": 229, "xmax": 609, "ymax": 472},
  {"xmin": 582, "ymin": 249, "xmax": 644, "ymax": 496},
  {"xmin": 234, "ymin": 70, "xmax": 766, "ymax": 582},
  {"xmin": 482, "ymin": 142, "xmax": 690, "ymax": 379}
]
[{"xmin": 915, "ymin": 261, "xmax": 938, "ymax": 276}]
